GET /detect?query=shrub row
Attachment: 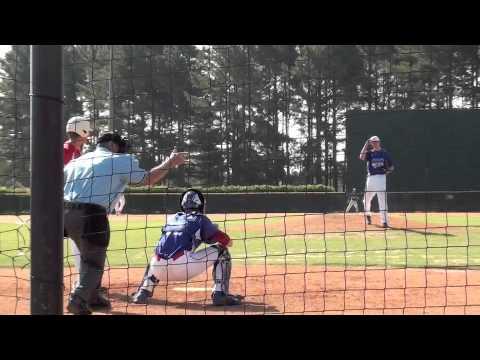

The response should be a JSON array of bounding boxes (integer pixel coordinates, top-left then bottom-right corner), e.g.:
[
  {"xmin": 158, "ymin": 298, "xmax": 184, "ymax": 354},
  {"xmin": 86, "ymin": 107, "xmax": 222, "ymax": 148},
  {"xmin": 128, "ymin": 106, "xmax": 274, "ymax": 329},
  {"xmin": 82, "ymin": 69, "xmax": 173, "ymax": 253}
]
[
  {"xmin": 0, "ymin": 184, "xmax": 335, "ymax": 194},
  {"xmin": 125, "ymin": 184, "xmax": 335, "ymax": 193}
]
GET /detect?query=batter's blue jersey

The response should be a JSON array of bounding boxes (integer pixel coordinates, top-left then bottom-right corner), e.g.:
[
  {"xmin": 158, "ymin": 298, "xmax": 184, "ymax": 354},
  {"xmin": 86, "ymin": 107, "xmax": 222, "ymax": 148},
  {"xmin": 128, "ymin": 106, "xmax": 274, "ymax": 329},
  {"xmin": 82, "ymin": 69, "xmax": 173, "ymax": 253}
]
[
  {"xmin": 154, "ymin": 212, "xmax": 219, "ymax": 259},
  {"xmin": 365, "ymin": 150, "xmax": 393, "ymax": 175}
]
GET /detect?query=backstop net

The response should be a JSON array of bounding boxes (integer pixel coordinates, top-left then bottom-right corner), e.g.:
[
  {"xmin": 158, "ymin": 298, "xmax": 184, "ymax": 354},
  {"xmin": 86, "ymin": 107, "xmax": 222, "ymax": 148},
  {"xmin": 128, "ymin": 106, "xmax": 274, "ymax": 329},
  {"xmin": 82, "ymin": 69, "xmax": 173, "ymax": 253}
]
[{"xmin": 1, "ymin": 45, "xmax": 480, "ymax": 314}]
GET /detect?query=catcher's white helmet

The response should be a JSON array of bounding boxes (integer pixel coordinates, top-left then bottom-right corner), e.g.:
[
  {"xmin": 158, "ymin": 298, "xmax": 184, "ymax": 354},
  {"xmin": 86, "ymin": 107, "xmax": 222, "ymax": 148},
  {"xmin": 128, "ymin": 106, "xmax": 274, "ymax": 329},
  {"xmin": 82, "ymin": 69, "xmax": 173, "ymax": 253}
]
[{"xmin": 66, "ymin": 116, "xmax": 92, "ymax": 138}]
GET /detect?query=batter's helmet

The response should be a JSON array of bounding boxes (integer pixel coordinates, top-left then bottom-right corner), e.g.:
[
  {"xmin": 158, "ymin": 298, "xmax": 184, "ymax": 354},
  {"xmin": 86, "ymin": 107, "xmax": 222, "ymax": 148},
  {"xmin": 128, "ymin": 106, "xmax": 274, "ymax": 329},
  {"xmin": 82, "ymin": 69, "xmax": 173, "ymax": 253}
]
[
  {"xmin": 180, "ymin": 189, "xmax": 205, "ymax": 213},
  {"xmin": 66, "ymin": 116, "xmax": 92, "ymax": 138}
]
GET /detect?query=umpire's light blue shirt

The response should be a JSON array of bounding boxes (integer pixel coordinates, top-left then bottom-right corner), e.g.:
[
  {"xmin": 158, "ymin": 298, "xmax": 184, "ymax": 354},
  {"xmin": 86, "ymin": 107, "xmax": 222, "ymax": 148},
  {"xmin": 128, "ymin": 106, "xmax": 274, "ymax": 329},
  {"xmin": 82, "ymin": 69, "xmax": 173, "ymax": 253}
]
[{"xmin": 64, "ymin": 146, "xmax": 146, "ymax": 209}]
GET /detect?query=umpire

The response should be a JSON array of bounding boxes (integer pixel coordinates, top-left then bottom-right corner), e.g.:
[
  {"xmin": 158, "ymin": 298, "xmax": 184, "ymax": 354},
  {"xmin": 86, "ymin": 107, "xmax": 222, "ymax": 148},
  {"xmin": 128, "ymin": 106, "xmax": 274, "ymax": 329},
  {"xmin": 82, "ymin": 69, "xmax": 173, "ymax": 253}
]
[{"xmin": 63, "ymin": 133, "xmax": 187, "ymax": 314}]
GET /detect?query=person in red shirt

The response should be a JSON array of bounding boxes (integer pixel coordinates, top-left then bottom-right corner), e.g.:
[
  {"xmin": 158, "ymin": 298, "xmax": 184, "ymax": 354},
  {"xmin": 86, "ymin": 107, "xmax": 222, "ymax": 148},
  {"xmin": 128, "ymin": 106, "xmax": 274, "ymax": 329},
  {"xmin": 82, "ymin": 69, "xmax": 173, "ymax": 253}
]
[{"xmin": 64, "ymin": 116, "xmax": 93, "ymax": 165}]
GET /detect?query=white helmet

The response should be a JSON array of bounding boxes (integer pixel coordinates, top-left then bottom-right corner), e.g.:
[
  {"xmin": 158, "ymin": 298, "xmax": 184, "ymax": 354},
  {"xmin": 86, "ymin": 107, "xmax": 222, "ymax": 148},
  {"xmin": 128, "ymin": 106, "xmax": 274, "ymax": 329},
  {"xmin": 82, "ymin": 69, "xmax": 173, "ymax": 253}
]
[{"xmin": 66, "ymin": 116, "xmax": 92, "ymax": 138}]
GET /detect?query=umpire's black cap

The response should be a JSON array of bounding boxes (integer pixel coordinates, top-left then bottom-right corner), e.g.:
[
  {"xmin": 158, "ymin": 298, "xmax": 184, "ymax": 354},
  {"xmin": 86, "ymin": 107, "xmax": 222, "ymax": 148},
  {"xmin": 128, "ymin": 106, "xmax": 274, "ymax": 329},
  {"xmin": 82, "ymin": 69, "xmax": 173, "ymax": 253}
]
[{"xmin": 97, "ymin": 132, "xmax": 129, "ymax": 153}]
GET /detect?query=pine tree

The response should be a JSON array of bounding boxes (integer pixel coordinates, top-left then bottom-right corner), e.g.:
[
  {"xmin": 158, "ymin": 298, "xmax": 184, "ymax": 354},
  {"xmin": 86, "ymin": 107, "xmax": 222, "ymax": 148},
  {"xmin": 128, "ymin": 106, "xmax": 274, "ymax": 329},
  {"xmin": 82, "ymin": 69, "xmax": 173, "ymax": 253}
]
[{"xmin": 0, "ymin": 45, "xmax": 30, "ymax": 187}]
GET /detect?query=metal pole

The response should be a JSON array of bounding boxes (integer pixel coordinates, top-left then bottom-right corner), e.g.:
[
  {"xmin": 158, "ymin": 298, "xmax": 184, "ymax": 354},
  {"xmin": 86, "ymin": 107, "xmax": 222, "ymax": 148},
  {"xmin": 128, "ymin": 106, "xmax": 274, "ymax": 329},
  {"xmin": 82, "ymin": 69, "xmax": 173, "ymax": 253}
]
[
  {"xmin": 109, "ymin": 45, "xmax": 115, "ymax": 132},
  {"xmin": 30, "ymin": 45, "xmax": 64, "ymax": 315}
]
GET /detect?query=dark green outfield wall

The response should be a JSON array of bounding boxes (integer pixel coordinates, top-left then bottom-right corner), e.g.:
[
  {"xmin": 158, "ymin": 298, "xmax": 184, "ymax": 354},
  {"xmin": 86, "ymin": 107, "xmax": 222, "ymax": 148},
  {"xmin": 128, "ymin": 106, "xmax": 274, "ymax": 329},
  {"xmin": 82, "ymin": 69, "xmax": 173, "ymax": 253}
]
[
  {"xmin": 345, "ymin": 110, "xmax": 480, "ymax": 192},
  {"xmin": 2, "ymin": 191, "xmax": 480, "ymax": 214}
]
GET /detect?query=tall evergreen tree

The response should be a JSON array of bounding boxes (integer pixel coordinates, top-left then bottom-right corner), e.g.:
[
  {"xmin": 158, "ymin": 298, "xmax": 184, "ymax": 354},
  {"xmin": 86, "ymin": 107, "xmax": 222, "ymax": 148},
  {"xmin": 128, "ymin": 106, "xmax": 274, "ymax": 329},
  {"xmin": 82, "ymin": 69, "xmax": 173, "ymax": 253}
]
[
  {"xmin": 0, "ymin": 44, "xmax": 479, "ymax": 190},
  {"xmin": 0, "ymin": 45, "xmax": 30, "ymax": 187}
]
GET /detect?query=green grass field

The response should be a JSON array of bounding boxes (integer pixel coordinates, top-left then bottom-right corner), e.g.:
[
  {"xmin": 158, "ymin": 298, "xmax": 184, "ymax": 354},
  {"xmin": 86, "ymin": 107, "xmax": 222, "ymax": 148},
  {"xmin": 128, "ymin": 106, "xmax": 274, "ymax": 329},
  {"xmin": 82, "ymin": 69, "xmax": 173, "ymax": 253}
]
[{"xmin": 1, "ymin": 213, "xmax": 480, "ymax": 269}]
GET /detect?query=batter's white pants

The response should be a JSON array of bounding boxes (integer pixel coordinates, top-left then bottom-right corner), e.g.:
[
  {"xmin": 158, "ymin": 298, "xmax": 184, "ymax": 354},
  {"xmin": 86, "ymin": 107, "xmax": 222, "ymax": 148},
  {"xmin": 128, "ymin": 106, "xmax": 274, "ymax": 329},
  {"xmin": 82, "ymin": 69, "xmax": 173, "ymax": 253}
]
[
  {"xmin": 70, "ymin": 237, "xmax": 81, "ymax": 284},
  {"xmin": 140, "ymin": 246, "xmax": 227, "ymax": 294},
  {"xmin": 364, "ymin": 174, "xmax": 389, "ymax": 225}
]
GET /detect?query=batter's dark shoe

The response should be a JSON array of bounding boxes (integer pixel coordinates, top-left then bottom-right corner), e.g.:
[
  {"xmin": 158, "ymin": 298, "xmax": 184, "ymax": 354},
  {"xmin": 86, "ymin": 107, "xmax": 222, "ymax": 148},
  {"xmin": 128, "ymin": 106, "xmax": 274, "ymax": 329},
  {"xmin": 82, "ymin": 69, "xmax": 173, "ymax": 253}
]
[
  {"xmin": 212, "ymin": 291, "xmax": 243, "ymax": 306},
  {"xmin": 366, "ymin": 215, "xmax": 372, "ymax": 225},
  {"xmin": 131, "ymin": 289, "xmax": 152, "ymax": 304},
  {"xmin": 382, "ymin": 223, "xmax": 389, "ymax": 228},
  {"xmin": 67, "ymin": 294, "xmax": 92, "ymax": 315},
  {"xmin": 89, "ymin": 290, "xmax": 111, "ymax": 309}
]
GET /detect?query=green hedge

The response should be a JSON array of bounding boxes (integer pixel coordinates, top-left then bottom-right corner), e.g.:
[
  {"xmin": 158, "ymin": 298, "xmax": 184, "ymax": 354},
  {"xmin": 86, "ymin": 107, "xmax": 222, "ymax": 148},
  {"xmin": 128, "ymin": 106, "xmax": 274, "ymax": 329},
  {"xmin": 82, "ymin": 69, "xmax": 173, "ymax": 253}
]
[
  {"xmin": 0, "ymin": 187, "xmax": 29, "ymax": 194},
  {"xmin": 124, "ymin": 184, "xmax": 334, "ymax": 193},
  {"xmin": 0, "ymin": 184, "xmax": 334, "ymax": 194}
]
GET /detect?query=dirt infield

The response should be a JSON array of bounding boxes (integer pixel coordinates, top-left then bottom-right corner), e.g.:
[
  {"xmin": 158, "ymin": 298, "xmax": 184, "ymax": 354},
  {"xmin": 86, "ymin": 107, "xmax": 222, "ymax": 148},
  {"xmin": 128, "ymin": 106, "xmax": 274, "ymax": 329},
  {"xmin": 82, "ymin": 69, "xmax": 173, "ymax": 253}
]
[
  {"xmin": 2, "ymin": 265, "xmax": 480, "ymax": 315},
  {"xmin": 214, "ymin": 212, "xmax": 454, "ymax": 236},
  {"xmin": 1, "ymin": 211, "xmax": 478, "ymax": 315}
]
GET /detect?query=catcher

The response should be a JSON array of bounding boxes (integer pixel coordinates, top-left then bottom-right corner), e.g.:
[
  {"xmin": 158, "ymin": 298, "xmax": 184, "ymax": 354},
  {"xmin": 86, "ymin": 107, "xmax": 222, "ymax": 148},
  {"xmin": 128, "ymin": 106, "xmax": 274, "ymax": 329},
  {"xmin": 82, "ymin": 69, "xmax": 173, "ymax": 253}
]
[{"xmin": 131, "ymin": 189, "xmax": 244, "ymax": 306}]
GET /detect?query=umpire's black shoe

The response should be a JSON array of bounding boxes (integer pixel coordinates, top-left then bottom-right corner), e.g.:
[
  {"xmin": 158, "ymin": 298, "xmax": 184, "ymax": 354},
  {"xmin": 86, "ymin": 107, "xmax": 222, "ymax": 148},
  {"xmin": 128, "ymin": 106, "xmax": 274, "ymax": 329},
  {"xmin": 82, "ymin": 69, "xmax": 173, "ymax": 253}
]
[
  {"xmin": 211, "ymin": 291, "xmax": 243, "ymax": 306},
  {"xmin": 366, "ymin": 215, "xmax": 372, "ymax": 225},
  {"xmin": 89, "ymin": 290, "xmax": 111, "ymax": 309},
  {"xmin": 382, "ymin": 223, "xmax": 389, "ymax": 228},
  {"xmin": 67, "ymin": 294, "xmax": 92, "ymax": 315}
]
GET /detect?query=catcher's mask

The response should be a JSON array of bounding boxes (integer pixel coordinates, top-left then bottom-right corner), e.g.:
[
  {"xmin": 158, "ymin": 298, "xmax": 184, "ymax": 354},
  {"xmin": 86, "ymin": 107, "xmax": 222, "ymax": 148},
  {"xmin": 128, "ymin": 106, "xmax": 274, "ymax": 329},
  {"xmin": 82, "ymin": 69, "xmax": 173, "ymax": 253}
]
[{"xmin": 180, "ymin": 189, "xmax": 205, "ymax": 213}]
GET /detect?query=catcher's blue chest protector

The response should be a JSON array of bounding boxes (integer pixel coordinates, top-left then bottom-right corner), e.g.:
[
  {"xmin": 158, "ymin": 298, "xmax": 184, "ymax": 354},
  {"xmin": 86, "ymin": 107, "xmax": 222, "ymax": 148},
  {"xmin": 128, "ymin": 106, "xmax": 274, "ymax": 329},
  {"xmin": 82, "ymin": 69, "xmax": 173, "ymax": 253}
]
[{"xmin": 154, "ymin": 212, "xmax": 217, "ymax": 259}]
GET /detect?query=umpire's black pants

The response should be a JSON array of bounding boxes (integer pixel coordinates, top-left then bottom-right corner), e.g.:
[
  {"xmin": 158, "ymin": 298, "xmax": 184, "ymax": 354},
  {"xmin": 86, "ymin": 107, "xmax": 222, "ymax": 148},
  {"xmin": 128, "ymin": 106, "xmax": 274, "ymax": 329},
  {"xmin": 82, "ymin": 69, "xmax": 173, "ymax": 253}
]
[{"xmin": 64, "ymin": 202, "xmax": 110, "ymax": 303}]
